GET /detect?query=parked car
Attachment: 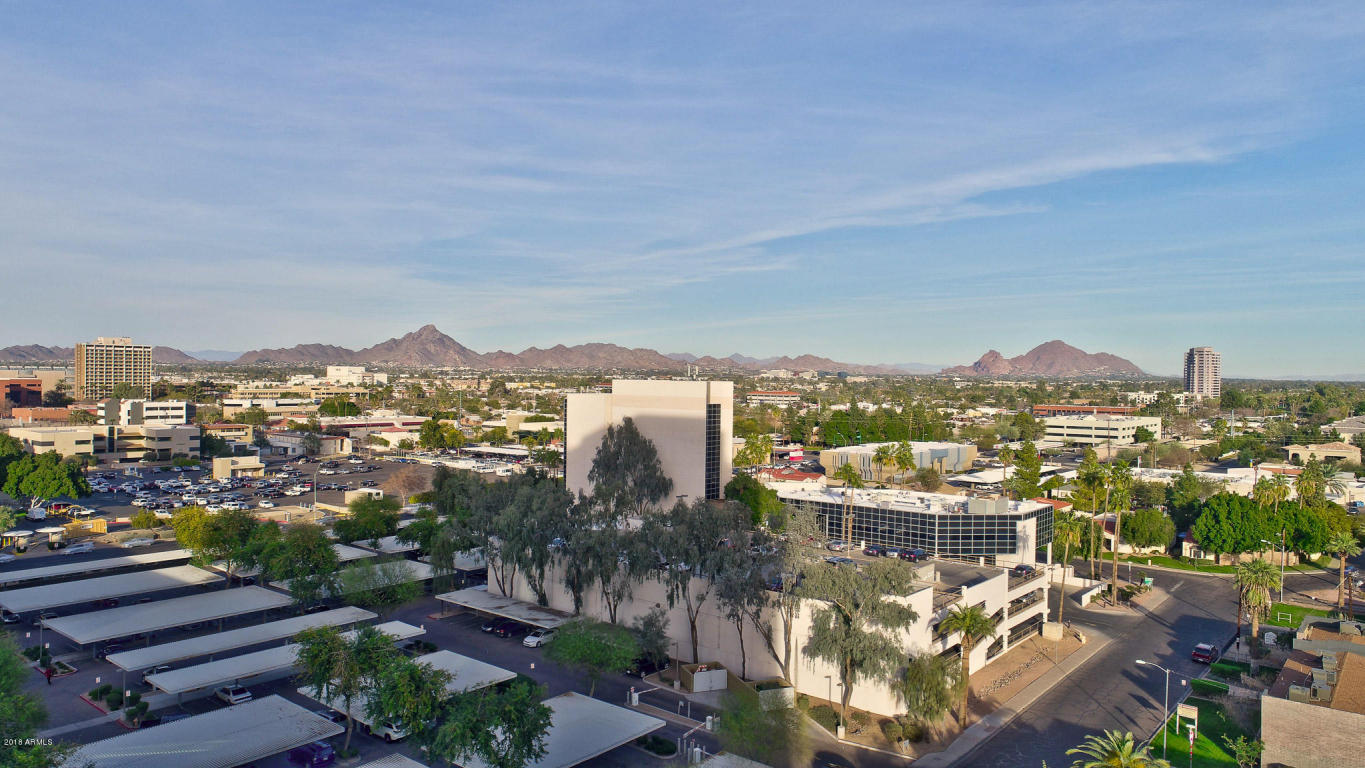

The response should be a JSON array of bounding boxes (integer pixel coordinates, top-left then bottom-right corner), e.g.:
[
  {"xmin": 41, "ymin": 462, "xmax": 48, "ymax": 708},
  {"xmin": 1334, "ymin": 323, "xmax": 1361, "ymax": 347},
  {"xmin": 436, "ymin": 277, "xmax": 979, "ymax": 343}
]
[
  {"xmin": 288, "ymin": 741, "xmax": 336, "ymax": 767},
  {"xmin": 898, "ymin": 548, "xmax": 929, "ymax": 562},
  {"xmin": 121, "ymin": 537, "xmax": 155, "ymax": 548},
  {"xmin": 883, "ymin": 547, "xmax": 903, "ymax": 559},
  {"xmin": 480, "ymin": 618, "xmax": 502, "ymax": 633},
  {"xmin": 257, "ymin": 500, "xmax": 276, "ymax": 508},
  {"xmin": 825, "ymin": 540, "xmax": 848, "ymax": 552},
  {"xmin": 1011, "ymin": 564, "xmax": 1037, "ymax": 577},
  {"xmin": 1, "ymin": 609, "xmax": 20, "ymax": 624},
  {"xmin": 312, "ymin": 709, "xmax": 347, "ymax": 724},
  {"xmin": 62, "ymin": 541, "xmax": 95, "ymax": 555},
  {"xmin": 33, "ymin": 611, "xmax": 59, "ymax": 627},
  {"xmin": 1191, "ymin": 643, "xmax": 1219, "ymax": 664},
  {"xmin": 138, "ymin": 712, "xmax": 190, "ymax": 729},
  {"xmin": 141, "ymin": 665, "xmax": 172, "ymax": 684},
  {"xmin": 492, "ymin": 620, "xmax": 523, "ymax": 638},
  {"xmin": 94, "ymin": 597, "xmax": 120, "ymax": 609},
  {"xmin": 523, "ymin": 628, "xmax": 555, "ymax": 647},
  {"xmin": 215, "ymin": 685, "xmax": 252, "ymax": 705},
  {"xmin": 863, "ymin": 545, "xmax": 884, "ymax": 557}
]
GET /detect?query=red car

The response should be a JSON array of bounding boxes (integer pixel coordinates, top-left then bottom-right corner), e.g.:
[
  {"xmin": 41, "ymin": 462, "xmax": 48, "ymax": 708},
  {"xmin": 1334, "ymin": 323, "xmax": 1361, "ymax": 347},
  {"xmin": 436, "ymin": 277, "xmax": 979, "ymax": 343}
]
[{"xmin": 1191, "ymin": 643, "xmax": 1218, "ymax": 664}]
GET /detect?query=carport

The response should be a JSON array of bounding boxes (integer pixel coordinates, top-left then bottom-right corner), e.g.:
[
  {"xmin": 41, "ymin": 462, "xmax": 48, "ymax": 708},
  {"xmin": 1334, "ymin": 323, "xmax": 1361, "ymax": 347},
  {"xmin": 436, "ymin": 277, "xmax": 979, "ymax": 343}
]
[
  {"xmin": 143, "ymin": 620, "xmax": 424, "ymax": 697},
  {"xmin": 214, "ymin": 541, "xmax": 377, "ymax": 578},
  {"xmin": 0, "ymin": 564, "xmax": 222, "ymax": 614},
  {"xmin": 61, "ymin": 694, "xmax": 343, "ymax": 768},
  {"xmin": 0, "ymin": 548, "xmax": 193, "ymax": 588},
  {"xmin": 458, "ymin": 692, "xmax": 664, "ymax": 768},
  {"xmin": 298, "ymin": 649, "xmax": 515, "ymax": 723},
  {"xmin": 356, "ymin": 535, "xmax": 420, "ymax": 555},
  {"xmin": 273, "ymin": 559, "xmax": 433, "ymax": 596},
  {"xmin": 435, "ymin": 586, "xmax": 571, "ymax": 630},
  {"xmin": 357, "ymin": 756, "xmax": 430, "ymax": 768},
  {"xmin": 105, "ymin": 606, "xmax": 378, "ymax": 672}
]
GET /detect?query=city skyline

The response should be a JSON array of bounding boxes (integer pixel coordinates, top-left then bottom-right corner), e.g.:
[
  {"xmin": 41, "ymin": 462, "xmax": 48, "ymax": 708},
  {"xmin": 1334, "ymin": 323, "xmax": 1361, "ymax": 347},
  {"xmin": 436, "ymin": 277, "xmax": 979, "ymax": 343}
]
[{"xmin": 3, "ymin": 4, "xmax": 1365, "ymax": 376}]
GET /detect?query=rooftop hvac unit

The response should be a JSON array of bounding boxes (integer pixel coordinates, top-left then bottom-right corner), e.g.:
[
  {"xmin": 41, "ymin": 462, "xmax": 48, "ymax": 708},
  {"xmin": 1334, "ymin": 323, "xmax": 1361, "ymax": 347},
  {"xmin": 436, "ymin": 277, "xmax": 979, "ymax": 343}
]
[
  {"xmin": 1340, "ymin": 622, "xmax": 1363, "ymax": 636},
  {"xmin": 1287, "ymin": 685, "xmax": 1310, "ymax": 703},
  {"xmin": 1310, "ymin": 683, "xmax": 1333, "ymax": 701},
  {"xmin": 1321, "ymin": 655, "xmax": 1338, "ymax": 672},
  {"xmin": 1312, "ymin": 668, "xmax": 1338, "ymax": 686}
]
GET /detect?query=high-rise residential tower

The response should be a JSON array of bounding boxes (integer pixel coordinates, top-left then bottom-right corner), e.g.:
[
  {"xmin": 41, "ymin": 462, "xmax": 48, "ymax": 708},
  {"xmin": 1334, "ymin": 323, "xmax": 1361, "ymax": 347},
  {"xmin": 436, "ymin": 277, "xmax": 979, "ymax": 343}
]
[
  {"xmin": 74, "ymin": 337, "xmax": 152, "ymax": 400},
  {"xmin": 1183, "ymin": 346, "xmax": 1221, "ymax": 400}
]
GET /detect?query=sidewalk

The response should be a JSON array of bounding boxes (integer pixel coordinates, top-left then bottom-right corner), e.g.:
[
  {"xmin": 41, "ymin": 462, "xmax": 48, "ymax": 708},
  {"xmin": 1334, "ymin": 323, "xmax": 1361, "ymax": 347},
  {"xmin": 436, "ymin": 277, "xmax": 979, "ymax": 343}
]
[{"xmin": 913, "ymin": 627, "xmax": 1113, "ymax": 768}]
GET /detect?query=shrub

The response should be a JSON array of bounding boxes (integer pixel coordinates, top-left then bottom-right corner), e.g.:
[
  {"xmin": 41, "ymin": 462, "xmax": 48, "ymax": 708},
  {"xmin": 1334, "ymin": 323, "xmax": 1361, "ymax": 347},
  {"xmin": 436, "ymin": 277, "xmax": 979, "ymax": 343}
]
[
  {"xmin": 89, "ymin": 683, "xmax": 112, "ymax": 700},
  {"xmin": 808, "ymin": 705, "xmax": 841, "ymax": 733},
  {"xmin": 104, "ymin": 691, "xmax": 124, "ymax": 710},
  {"xmin": 900, "ymin": 721, "xmax": 925, "ymax": 742},
  {"xmin": 22, "ymin": 646, "xmax": 40, "ymax": 661},
  {"xmin": 125, "ymin": 692, "xmax": 142, "ymax": 707},
  {"xmin": 880, "ymin": 720, "xmax": 903, "ymax": 742},
  {"xmin": 796, "ymin": 694, "xmax": 811, "ymax": 712},
  {"xmin": 1210, "ymin": 662, "xmax": 1243, "ymax": 681},
  {"xmin": 130, "ymin": 510, "xmax": 160, "ymax": 530},
  {"xmin": 1191, "ymin": 678, "xmax": 1230, "ymax": 697},
  {"xmin": 850, "ymin": 711, "xmax": 870, "ymax": 733},
  {"xmin": 634, "ymin": 735, "xmax": 677, "ymax": 756}
]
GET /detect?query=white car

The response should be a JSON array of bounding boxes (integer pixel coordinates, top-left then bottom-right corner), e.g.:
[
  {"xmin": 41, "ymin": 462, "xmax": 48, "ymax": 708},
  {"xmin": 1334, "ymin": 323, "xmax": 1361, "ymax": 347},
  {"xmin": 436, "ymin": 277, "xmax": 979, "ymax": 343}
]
[
  {"xmin": 257, "ymin": 500, "xmax": 276, "ymax": 508},
  {"xmin": 214, "ymin": 685, "xmax": 252, "ymax": 705},
  {"xmin": 120, "ymin": 537, "xmax": 155, "ymax": 549},
  {"xmin": 522, "ymin": 628, "xmax": 556, "ymax": 648},
  {"xmin": 62, "ymin": 541, "xmax": 95, "ymax": 555},
  {"xmin": 204, "ymin": 504, "xmax": 224, "ymax": 513}
]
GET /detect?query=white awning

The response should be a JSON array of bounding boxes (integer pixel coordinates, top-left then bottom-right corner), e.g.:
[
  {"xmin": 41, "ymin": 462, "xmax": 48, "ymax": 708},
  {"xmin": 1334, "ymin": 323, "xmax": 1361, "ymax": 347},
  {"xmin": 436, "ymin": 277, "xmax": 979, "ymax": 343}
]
[
  {"xmin": 62, "ymin": 695, "xmax": 343, "ymax": 768},
  {"xmin": 435, "ymin": 586, "xmax": 570, "ymax": 629},
  {"xmin": 0, "ymin": 564, "xmax": 222, "ymax": 614},
  {"xmin": 356, "ymin": 757, "xmax": 431, "ymax": 768},
  {"xmin": 0, "ymin": 549, "xmax": 193, "ymax": 587},
  {"xmin": 145, "ymin": 621, "xmax": 424, "ymax": 695},
  {"xmin": 42, "ymin": 586, "xmax": 292, "ymax": 646},
  {"xmin": 458, "ymin": 692, "xmax": 664, "ymax": 768},
  {"xmin": 105, "ymin": 606, "xmax": 378, "ymax": 672},
  {"xmin": 412, "ymin": 650, "xmax": 516, "ymax": 693}
]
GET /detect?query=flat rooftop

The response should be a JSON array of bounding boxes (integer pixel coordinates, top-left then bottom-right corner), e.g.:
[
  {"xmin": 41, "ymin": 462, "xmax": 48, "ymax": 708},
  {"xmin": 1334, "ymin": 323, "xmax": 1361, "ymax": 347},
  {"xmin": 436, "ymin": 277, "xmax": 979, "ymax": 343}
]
[
  {"xmin": 105, "ymin": 606, "xmax": 378, "ymax": 672},
  {"xmin": 42, "ymin": 586, "xmax": 292, "ymax": 646},
  {"xmin": 460, "ymin": 692, "xmax": 664, "ymax": 768},
  {"xmin": 62, "ymin": 694, "xmax": 343, "ymax": 768},
  {"xmin": 775, "ymin": 486, "xmax": 1049, "ymax": 516},
  {"xmin": 0, "ymin": 564, "xmax": 222, "ymax": 614},
  {"xmin": 0, "ymin": 548, "xmax": 192, "ymax": 588},
  {"xmin": 820, "ymin": 440, "xmax": 969, "ymax": 454}
]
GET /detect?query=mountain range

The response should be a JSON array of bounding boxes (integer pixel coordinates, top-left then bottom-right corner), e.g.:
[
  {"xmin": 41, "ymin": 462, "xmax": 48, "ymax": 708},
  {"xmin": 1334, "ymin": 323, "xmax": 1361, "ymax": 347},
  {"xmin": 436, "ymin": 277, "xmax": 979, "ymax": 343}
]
[
  {"xmin": 0, "ymin": 328, "xmax": 1144, "ymax": 378},
  {"xmin": 940, "ymin": 340, "xmax": 1145, "ymax": 377}
]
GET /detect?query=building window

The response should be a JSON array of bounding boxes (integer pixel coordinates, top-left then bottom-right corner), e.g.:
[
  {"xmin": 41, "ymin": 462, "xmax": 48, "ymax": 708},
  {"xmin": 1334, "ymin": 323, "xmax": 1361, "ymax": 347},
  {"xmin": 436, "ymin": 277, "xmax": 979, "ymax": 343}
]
[{"xmin": 704, "ymin": 403, "xmax": 721, "ymax": 499}]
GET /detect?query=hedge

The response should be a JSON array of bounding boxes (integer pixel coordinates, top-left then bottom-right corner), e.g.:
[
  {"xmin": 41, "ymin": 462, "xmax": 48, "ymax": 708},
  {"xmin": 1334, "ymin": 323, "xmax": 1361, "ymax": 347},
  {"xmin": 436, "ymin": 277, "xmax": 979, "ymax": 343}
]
[
  {"xmin": 1191, "ymin": 678, "xmax": 1230, "ymax": 697},
  {"xmin": 808, "ymin": 705, "xmax": 841, "ymax": 733}
]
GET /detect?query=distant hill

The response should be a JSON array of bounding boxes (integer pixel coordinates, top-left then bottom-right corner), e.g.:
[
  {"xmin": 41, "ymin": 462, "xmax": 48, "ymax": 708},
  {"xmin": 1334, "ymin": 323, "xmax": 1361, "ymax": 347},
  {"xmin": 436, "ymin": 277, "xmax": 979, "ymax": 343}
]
[
  {"xmin": 942, "ymin": 340, "xmax": 1144, "ymax": 378},
  {"xmin": 0, "ymin": 344, "xmax": 197, "ymax": 364}
]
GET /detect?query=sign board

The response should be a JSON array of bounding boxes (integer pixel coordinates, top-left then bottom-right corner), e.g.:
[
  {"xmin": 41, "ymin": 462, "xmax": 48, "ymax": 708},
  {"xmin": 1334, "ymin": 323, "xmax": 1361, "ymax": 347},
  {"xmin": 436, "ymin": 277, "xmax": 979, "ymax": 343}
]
[{"xmin": 1176, "ymin": 703, "xmax": 1199, "ymax": 724}]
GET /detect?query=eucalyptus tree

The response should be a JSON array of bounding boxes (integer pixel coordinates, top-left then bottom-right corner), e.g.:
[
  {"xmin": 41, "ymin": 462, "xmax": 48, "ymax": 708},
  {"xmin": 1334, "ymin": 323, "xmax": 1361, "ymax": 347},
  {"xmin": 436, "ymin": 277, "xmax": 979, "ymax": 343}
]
[
  {"xmin": 894, "ymin": 651, "xmax": 963, "ymax": 730},
  {"xmin": 295, "ymin": 625, "xmax": 398, "ymax": 752},
  {"xmin": 587, "ymin": 417, "xmax": 673, "ymax": 518},
  {"xmin": 748, "ymin": 503, "xmax": 822, "ymax": 682},
  {"xmin": 714, "ymin": 538, "xmax": 772, "ymax": 679},
  {"xmin": 796, "ymin": 557, "xmax": 919, "ymax": 729}
]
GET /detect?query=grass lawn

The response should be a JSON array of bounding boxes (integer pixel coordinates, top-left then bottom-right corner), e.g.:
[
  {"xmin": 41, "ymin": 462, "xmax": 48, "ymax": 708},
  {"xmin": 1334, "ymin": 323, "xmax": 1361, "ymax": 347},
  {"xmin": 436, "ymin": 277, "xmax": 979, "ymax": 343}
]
[
  {"xmin": 1263, "ymin": 602, "xmax": 1364, "ymax": 628},
  {"xmin": 1159, "ymin": 697, "xmax": 1249, "ymax": 768},
  {"xmin": 1121, "ymin": 554, "xmax": 1237, "ymax": 574}
]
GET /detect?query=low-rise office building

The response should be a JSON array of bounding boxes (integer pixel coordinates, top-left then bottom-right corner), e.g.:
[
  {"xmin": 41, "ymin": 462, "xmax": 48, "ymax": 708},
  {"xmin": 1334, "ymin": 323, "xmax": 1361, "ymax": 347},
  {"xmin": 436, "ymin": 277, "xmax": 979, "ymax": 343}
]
[
  {"xmin": 264, "ymin": 430, "xmax": 352, "ymax": 457},
  {"xmin": 745, "ymin": 390, "xmax": 801, "ymax": 407},
  {"xmin": 8, "ymin": 424, "xmax": 199, "ymax": 463},
  {"xmin": 1041, "ymin": 414, "xmax": 1162, "ymax": 445},
  {"xmin": 1283, "ymin": 442, "xmax": 1361, "ymax": 465},
  {"xmin": 222, "ymin": 398, "xmax": 320, "ymax": 421},
  {"xmin": 213, "ymin": 456, "xmax": 266, "ymax": 480},
  {"xmin": 1, "ymin": 378, "xmax": 43, "ymax": 407},
  {"xmin": 820, "ymin": 441, "xmax": 978, "ymax": 482},
  {"xmin": 1031, "ymin": 404, "xmax": 1139, "ymax": 418},
  {"xmin": 100, "ymin": 399, "xmax": 191, "ymax": 426},
  {"xmin": 776, "ymin": 486, "xmax": 1053, "ymax": 567}
]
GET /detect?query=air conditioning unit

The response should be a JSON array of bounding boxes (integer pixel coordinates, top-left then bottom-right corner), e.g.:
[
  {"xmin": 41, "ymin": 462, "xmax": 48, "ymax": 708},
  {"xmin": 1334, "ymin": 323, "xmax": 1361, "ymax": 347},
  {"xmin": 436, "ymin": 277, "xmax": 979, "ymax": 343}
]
[
  {"xmin": 1287, "ymin": 685, "xmax": 1310, "ymax": 703},
  {"xmin": 1310, "ymin": 683, "xmax": 1332, "ymax": 701},
  {"xmin": 1321, "ymin": 655, "xmax": 1338, "ymax": 672}
]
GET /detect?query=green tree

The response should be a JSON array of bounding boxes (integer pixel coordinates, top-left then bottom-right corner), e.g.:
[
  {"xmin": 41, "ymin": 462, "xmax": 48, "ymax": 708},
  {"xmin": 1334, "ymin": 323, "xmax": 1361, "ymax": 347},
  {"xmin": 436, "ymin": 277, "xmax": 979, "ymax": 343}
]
[
  {"xmin": 724, "ymin": 473, "xmax": 784, "ymax": 527},
  {"xmin": 1222, "ymin": 735, "xmax": 1263, "ymax": 768},
  {"xmin": 587, "ymin": 417, "xmax": 673, "ymax": 518},
  {"xmin": 939, "ymin": 604, "xmax": 998, "ymax": 729},
  {"xmin": 318, "ymin": 397, "xmax": 360, "ymax": 417},
  {"xmin": 0, "ymin": 632, "xmax": 74, "ymax": 768},
  {"xmin": 872, "ymin": 443, "xmax": 894, "ymax": 484},
  {"xmin": 1012, "ymin": 411, "xmax": 1044, "ymax": 441},
  {"xmin": 265, "ymin": 523, "xmax": 340, "ymax": 606},
  {"xmin": 238, "ymin": 405, "xmax": 269, "ymax": 425},
  {"xmin": 67, "ymin": 409, "xmax": 98, "ymax": 425},
  {"xmin": 110, "ymin": 382, "xmax": 145, "ymax": 399},
  {"xmin": 419, "ymin": 419, "xmax": 448, "ymax": 450},
  {"xmin": 1, "ymin": 452, "xmax": 91, "ymax": 505},
  {"xmin": 129, "ymin": 510, "xmax": 160, "ymax": 530},
  {"xmin": 892, "ymin": 440, "xmax": 919, "ymax": 484},
  {"xmin": 368, "ymin": 656, "xmax": 452, "ymax": 751},
  {"xmin": 797, "ymin": 558, "xmax": 919, "ymax": 729},
  {"xmin": 334, "ymin": 495, "xmax": 401, "ymax": 546},
  {"xmin": 1133, "ymin": 426, "xmax": 1155, "ymax": 444},
  {"xmin": 735, "ymin": 434, "xmax": 775, "ymax": 468},
  {"xmin": 629, "ymin": 605, "xmax": 671, "ymax": 672},
  {"xmin": 426, "ymin": 678, "xmax": 552, "ymax": 768},
  {"xmin": 1067, "ymin": 729, "xmax": 1170, "ymax": 768},
  {"xmin": 169, "ymin": 506, "xmax": 212, "ymax": 555},
  {"xmin": 300, "ymin": 432, "xmax": 323, "ymax": 456},
  {"xmin": 1120, "ymin": 508, "xmax": 1175, "ymax": 550},
  {"xmin": 714, "ymin": 540, "xmax": 772, "ymax": 678},
  {"xmin": 543, "ymin": 618, "xmax": 639, "ymax": 696},
  {"xmin": 1052, "ymin": 511, "xmax": 1087, "ymax": 627},
  {"xmin": 335, "ymin": 558, "xmax": 422, "ymax": 618},
  {"xmin": 1191, "ymin": 494, "xmax": 1273, "ymax": 565},
  {"xmin": 1327, "ymin": 530, "xmax": 1362, "ymax": 611},
  {"xmin": 1006, "ymin": 440, "xmax": 1044, "ymax": 500},
  {"xmin": 1234, "ymin": 558, "xmax": 1281, "ymax": 644},
  {"xmin": 997, "ymin": 446, "xmax": 1014, "ymax": 500},
  {"xmin": 894, "ymin": 650, "xmax": 963, "ymax": 730},
  {"xmin": 204, "ymin": 508, "xmax": 259, "ymax": 588},
  {"xmin": 716, "ymin": 694, "xmax": 810, "ymax": 767},
  {"xmin": 1106, "ymin": 461, "xmax": 1134, "ymax": 603},
  {"xmin": 294, "ymin": 625, "xmax": 399, "ymax": 751},
  {"xmin": 832, "ymin": 462, "xmax": 864, "ymax": 488}
]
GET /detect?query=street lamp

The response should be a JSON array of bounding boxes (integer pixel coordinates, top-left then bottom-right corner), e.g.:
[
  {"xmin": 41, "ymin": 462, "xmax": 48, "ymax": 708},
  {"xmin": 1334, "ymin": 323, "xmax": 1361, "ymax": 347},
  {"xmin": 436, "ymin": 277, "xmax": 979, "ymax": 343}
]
[
  {"xmin": 1260, "ymin": 534, "xmax": 1286, "ymax": 603},
  {"xmin": 1135, "ymin": 659, "xmax": 1184, "ymax": 760}
]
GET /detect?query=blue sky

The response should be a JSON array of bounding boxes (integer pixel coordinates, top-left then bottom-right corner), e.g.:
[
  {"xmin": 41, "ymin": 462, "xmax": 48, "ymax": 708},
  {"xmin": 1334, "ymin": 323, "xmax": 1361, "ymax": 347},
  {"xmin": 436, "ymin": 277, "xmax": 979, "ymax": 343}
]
[{"xmin": 3, "ymin": 2, "xmax": 1364, "ymax": 377}]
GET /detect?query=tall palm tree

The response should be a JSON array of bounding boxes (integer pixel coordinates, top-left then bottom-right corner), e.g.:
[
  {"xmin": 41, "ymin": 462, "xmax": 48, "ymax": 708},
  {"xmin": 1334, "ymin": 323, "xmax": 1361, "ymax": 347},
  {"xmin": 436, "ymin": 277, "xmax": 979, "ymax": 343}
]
[
  {"xmin": 1234, "ymin": 558, "xmax": 1281, "ymax": 645},
  {"xmin": 1326, "ymin": 531, "xmax": 1362, "ymax": 611},
  {"xmin": 1067, "ymin": 730, "xmax": 1170, "ymax": 768},
  {"xmin": 1107, "ymin": 462, "xmax": 1134, "ymax": 603},
  {"xmin": 1052, "ymin": 511, "xmax": 1086, "ymax": 627},
  {"xmin": 997, "ymin": 447, "xmax": 1013, "ymax": 500},
  {"xmin": 832, "ymin": 462, "xmax": 864, "ymax": 489},
  {"xmin": 939, "ymin": 604, "xmax": 998, "ymax": 730},
  {"xmin": 893, "ymin": 441, "xmax": 918, "ymax": 485},
  {"xmin": 873, "ymin": 444, "xmax": 894, "ymax": 486}
]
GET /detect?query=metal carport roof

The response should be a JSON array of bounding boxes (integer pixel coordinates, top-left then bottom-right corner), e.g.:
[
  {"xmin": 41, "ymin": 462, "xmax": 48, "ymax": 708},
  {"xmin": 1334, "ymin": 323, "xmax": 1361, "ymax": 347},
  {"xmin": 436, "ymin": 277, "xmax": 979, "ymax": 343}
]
[
  {"xmin": 0, "ymin": 549, "xmax": 192, "ymax": 588},
  {"xmin": 217, "ymin": 542, "xmax": 377, "ymax": 578},
  {"xmin": 41, "ymin": 586, "xmax": 292, "ymax": 646},
  {"xmin": 144, "ymin": 620, "xmax": 424, "ymax": 695},
  {"xmin": 0, "ymin": 564, "xmax": 222, "ymax": 614},
  {"xmin": 62, "ymin": 694, "xmax": 343, "ymax": 768},
  {"xmin": 435, "ymin": 586, "xmax": 571, "ymax": 629},
  {"xmin": 105, "ymin": 606, "xmax": 378, "ymax": 672},
  {"xmin": 356, "ymin": 756, "xmax": 431, "ymax": 768},
  {"xmin": 355, "ymin": 535, "xmax": 419, "ymax": 554},
  {"xmin": 458, "ymin": 692, "xmax": 664, "ymax": 768}
]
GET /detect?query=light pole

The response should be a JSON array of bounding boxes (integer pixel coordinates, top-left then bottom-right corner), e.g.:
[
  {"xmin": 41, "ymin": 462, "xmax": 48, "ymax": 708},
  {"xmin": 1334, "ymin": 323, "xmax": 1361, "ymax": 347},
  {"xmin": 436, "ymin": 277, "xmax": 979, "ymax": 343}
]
[
  {"xmin": 1261, "ymin": 535, "xmax": 1286, "ymax": 603},
  {"xmin": 1135, "ymin": 659, "xmax": 1182, "ymax": 760}
]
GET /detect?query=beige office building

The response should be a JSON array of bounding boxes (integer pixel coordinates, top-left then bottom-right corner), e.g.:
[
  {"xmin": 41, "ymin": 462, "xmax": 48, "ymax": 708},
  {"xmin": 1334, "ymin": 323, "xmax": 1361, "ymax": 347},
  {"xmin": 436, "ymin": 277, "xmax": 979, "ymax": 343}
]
[
  {"xmin": 74, "ymin": 337, "xmax": 152, "ymax": 400},
  {"xmin": 1042, "ymin": 414, "xmax": 1163, "ymax": 445},
  {"xmin": 1183, "ymin": 346, "xmax": 1221, "ymax": 400},
  {"xmin": 8, "ymin": 424, "xmax": 199, "ymax": 463},
  {"xmin": 566, "ymin": 380, "xmax": 733, "ymax": 503}
]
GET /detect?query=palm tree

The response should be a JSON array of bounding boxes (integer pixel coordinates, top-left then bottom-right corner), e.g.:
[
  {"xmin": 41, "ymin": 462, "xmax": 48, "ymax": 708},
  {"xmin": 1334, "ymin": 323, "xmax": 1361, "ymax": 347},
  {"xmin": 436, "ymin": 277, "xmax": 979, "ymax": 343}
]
[
  {"xmin": 997, "ymin": 447, "xmax": 1013, "ymax": 500},
  {"xmin": 939, "ymin": 604, "xmax": 998, "ymax": 730},
  {"xmin": 1326, "ymin": 531, "xmax": 1362, "ymax": 611},
  {"xmin": 1107, "ymin": 462, "xmax": 1133, "ymax": 603},
  {"xmin": 893, "ymin": 651, "xmax": 963, "ymax": 733},
  {"xmin": 873, "ymin": 444, "xmax": 894, "ymax": 486},
  {"xmin": 832, "ymin": 462, "xmax": 864, "ymax": 488},
  {"xmin": 1052, "ymin": 511, "xmax": 1086, "ymax": 627},
  {"xmin": 1234, "ymin": 558, "xmax": 1281, "ymax": 645},
  {"xmin": 893, "ymin": 441, "xmax": 918, "ymax": 485},
  {"xmin": 1067, "ymin": 730, "xmax": 1170, "ymax": 768}
]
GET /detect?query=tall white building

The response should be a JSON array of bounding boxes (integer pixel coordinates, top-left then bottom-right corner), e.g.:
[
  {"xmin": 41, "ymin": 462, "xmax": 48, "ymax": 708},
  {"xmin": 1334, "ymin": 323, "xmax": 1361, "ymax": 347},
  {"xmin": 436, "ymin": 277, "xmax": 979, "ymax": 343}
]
[
  {"xmin": 74, "ymin": 337, "xmax": 151, "ymax": 400},
  {"xmin": 566, "ymin": 380, "xmax": 733, "ymax": 503},
  {"xmin": 1183, "ymin": 346, "xmax": 1221, "ymax": 400}
]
